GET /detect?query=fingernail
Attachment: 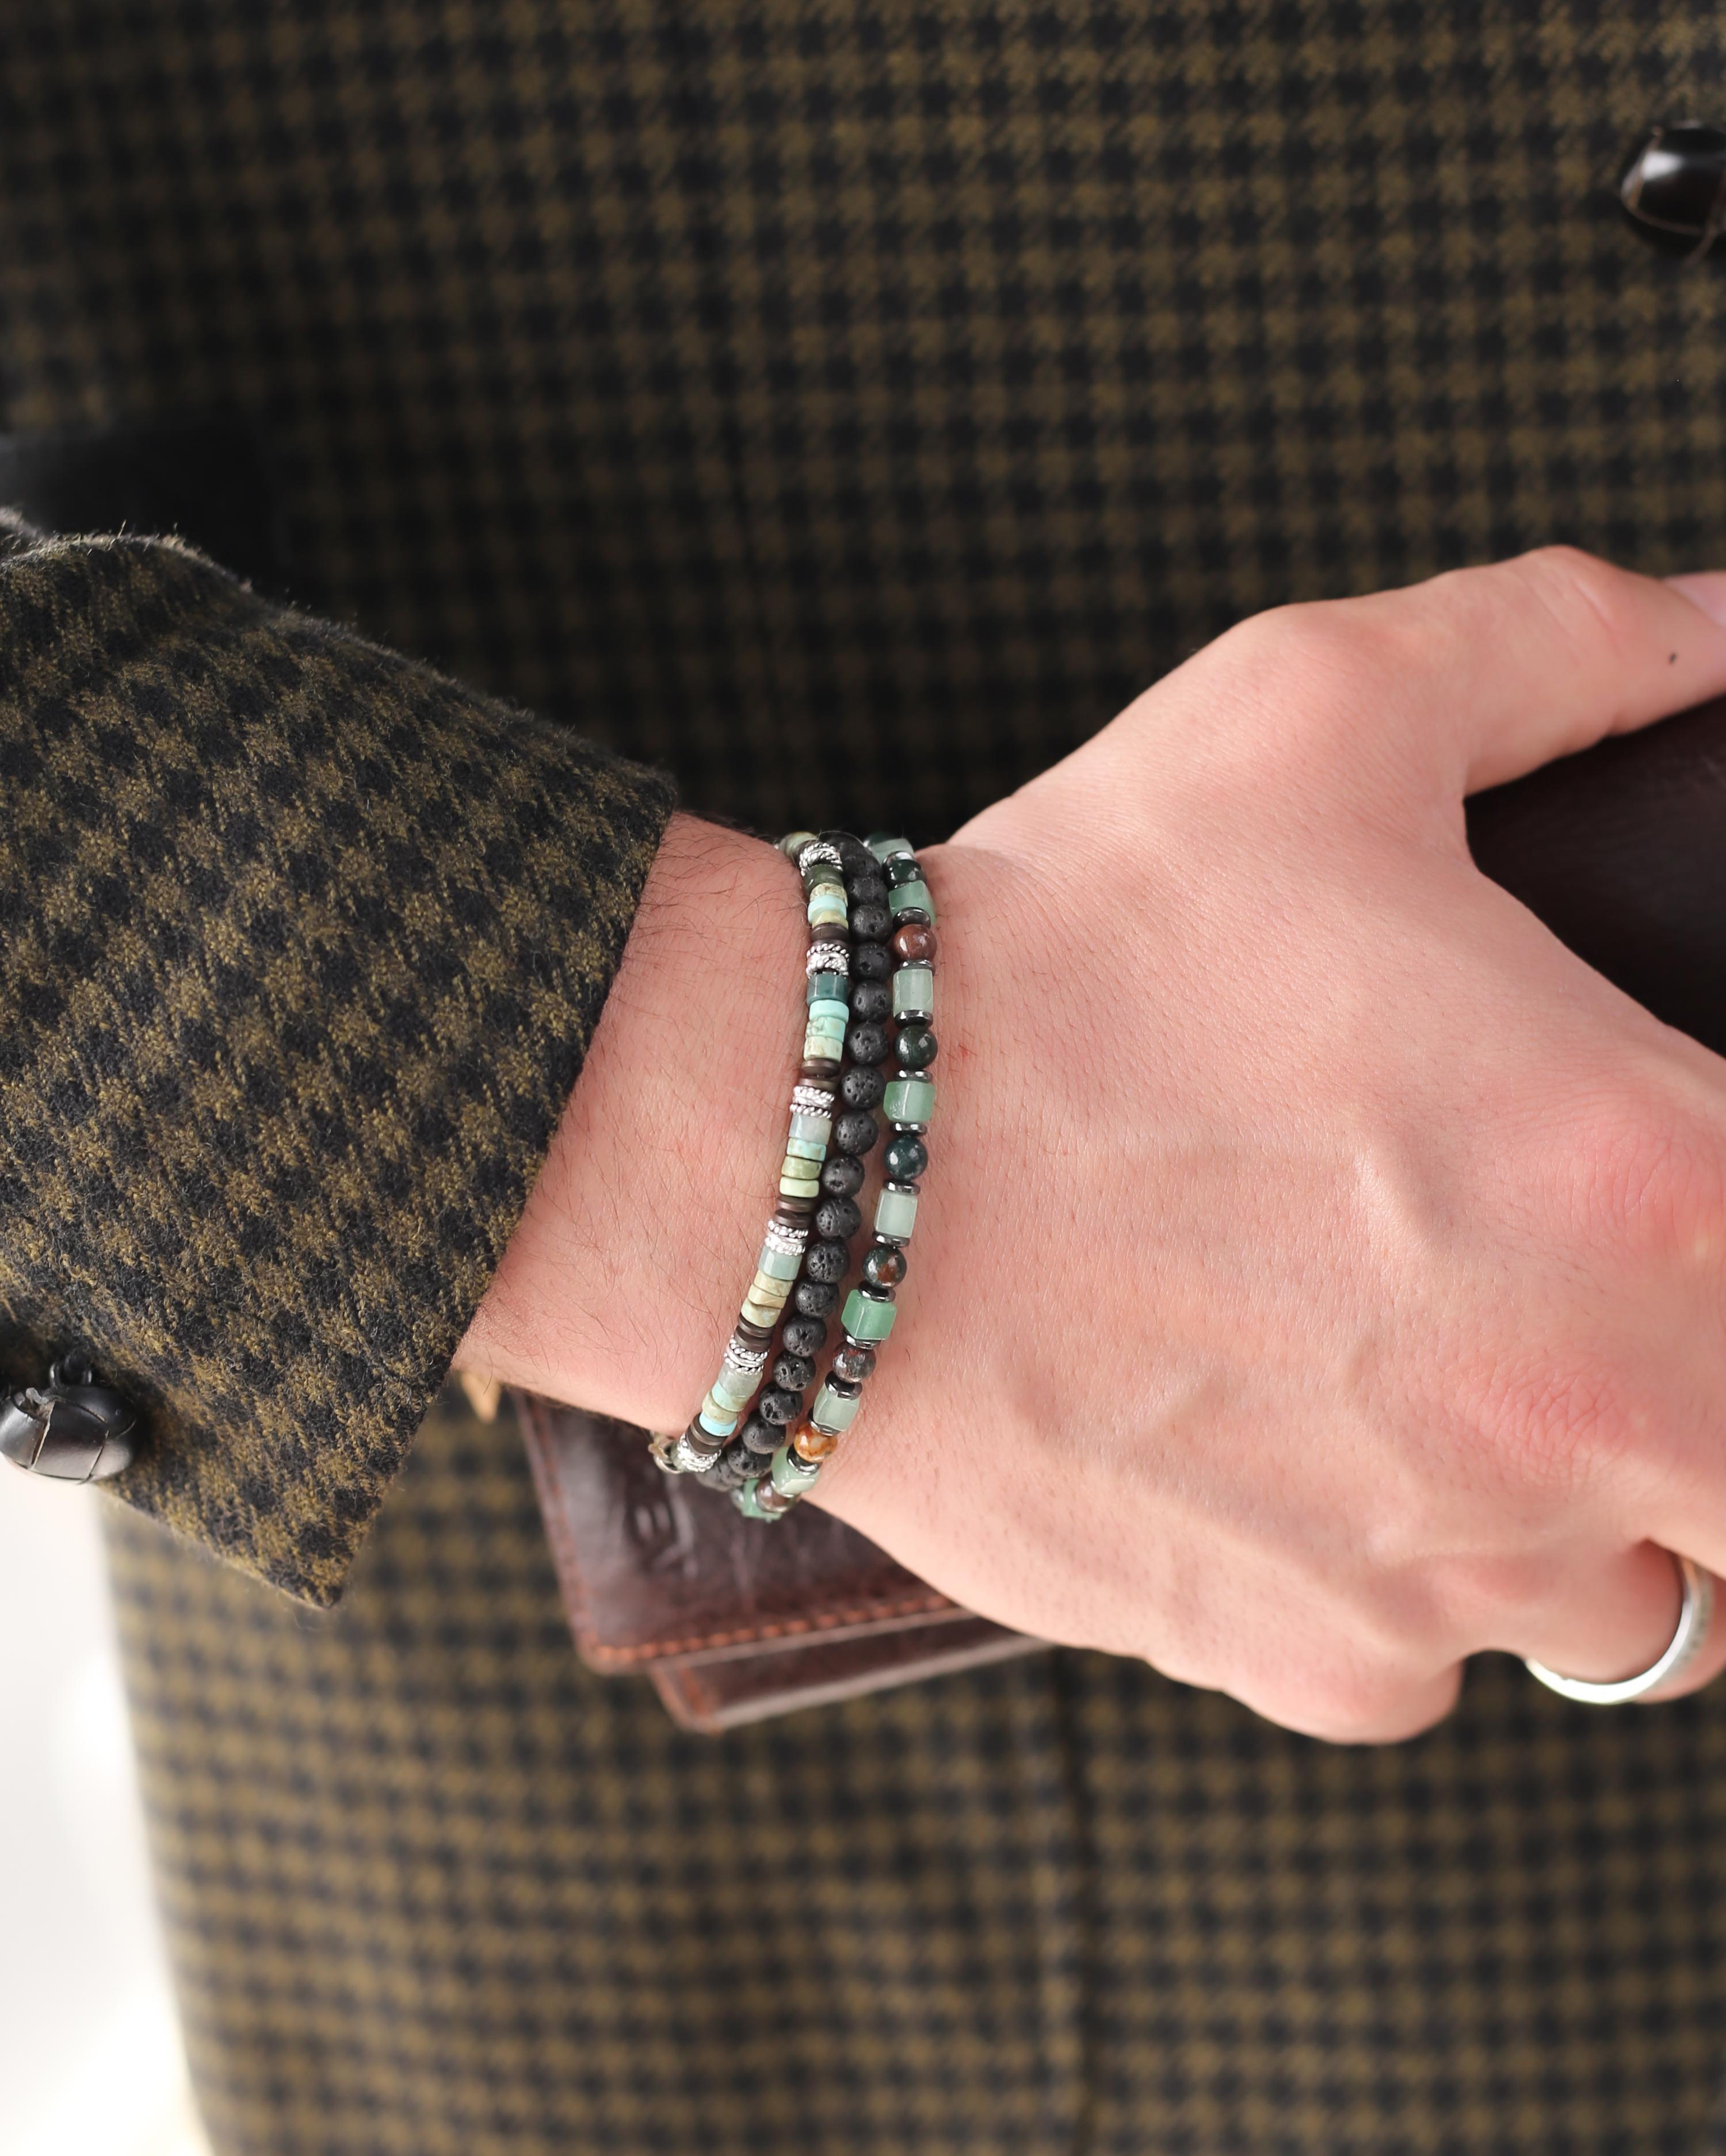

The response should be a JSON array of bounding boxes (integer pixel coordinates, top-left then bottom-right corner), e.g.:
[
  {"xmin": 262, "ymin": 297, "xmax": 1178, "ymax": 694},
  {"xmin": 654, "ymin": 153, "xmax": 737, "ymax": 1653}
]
[{"xmin": 1667, "ymin": 571, "xmax": 1726, "ymax": 624}]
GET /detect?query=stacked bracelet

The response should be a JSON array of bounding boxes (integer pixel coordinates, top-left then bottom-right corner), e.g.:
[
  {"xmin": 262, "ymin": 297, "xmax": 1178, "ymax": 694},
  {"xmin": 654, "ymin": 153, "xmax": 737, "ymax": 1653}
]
[
  {"xmin": 739, "ymin": 831, "xmax": 937, "ymax": 1520},
  {"xmin": 652, "ymin": 827, "xmax": 938, "ymax": 1518},
  {"xmin": 648, "ymin": 836, "xmax": 855, "ymax": 1477}
]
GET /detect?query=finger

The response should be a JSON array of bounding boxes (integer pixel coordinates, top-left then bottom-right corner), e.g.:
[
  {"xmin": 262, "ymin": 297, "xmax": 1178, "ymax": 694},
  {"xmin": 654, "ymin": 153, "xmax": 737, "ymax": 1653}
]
[
  {"xmin": 1485, "ymin": 1542, "xmax": 1726, "ymax": 1703},
  {"xmin": 1323, "ymin": 548, "xmax": 1726, "ymax": 793}
]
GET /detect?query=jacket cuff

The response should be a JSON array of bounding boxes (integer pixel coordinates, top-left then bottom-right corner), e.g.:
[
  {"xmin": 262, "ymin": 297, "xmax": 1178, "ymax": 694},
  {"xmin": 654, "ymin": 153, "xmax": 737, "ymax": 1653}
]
[{"xmin": 0, "ymin": 521, "xmax": 675, "ymax": 1603}]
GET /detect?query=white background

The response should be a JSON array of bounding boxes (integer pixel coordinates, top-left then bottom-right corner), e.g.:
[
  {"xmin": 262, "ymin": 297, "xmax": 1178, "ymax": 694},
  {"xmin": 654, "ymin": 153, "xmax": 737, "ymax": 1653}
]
[{"xmin": 0, "ymin": 1470, "xmax": 208, "ymax": 2156}]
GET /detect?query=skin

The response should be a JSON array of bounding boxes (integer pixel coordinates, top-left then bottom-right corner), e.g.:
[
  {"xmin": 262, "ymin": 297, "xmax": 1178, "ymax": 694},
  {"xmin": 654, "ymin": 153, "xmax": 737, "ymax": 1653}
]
[{"xmin": 459, "ymin": 548, "xmax": 1726, "ymax": 1742}]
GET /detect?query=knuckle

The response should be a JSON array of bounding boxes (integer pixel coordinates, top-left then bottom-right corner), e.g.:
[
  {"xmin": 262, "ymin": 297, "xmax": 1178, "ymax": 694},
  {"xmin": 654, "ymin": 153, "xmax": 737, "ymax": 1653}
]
[
  {"xmin": 1499, "ymin": 544, "xmax": 1635, "ymax": 667},
  {"xmin": 1208, "ymin": 600, "xmax": 1406, "ymax": 754},
  {"xmin": 1561, "ymin": 1094, "xmax": 1726, "ymax": 1259},
  {"xmin": 1466, "ymin": 1347, "xmax": 1639, "ymax": 1501},
  {"xmin": 1280, "ymin": 1666, "xmax": 1415, "ymax": 1744}
]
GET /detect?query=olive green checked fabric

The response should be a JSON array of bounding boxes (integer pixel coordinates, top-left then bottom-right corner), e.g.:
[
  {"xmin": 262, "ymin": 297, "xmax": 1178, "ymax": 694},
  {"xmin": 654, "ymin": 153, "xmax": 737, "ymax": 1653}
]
[
  {"xmin": 9, "ymin": 0, "xmax": 1726, "ymax": 2150},
  {"xmin": 0, "ymin": 515, "xmax": 673, "ymax": 1603}
]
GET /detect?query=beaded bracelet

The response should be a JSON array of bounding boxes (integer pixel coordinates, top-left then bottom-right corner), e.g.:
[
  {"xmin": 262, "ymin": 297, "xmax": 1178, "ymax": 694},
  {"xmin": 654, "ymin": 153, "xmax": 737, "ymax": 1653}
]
[
  {"xmin": 739, "ymin": 831, "xmax": 937, "ymax": 1520},
  {"xmin": 697, "ymin": 831, "xmax": 898, "ymax": 1494},
  {"xmin": 648, "ymin": 835, "xmax": 855, "ymax": 1477}
]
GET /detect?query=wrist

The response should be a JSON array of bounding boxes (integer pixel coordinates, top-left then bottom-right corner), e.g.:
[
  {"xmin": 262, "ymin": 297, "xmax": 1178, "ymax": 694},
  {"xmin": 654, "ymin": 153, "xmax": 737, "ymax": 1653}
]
[{"xmin": 455, "ymin": 812, "xmax": 804, "ymax": 1427}]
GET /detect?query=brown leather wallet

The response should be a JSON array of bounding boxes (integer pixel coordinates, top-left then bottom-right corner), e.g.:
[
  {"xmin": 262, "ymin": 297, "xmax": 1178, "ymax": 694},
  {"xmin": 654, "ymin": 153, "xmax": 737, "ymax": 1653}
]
[{"xmin": 517, "ymin": 689, "xmax": 1726, "ymax": 1732}]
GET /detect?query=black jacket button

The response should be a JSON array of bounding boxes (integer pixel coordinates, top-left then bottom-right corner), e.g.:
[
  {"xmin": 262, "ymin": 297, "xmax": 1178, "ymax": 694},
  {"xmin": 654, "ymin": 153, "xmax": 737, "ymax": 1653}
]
[
  {"xmin": 1621, "ymin": 123, "xmax": 1726, "ymax": 258},
  {"xmin": 0, "ymin": 1360, "xmax": 138, "ymax": 1482}
]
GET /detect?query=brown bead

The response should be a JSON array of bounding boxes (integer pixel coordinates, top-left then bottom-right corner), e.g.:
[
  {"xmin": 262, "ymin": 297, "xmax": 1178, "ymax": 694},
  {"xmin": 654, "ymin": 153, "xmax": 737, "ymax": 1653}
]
[
  {"xmin": 791, "ymin": 1419, "xmax": 839, "ymax": 1463},
  {"xmin": 800, "ymin": 1057, "xmax": 842, "ymax": 1083},
  {"xmin": 892, "ymin": 923, "xmax": 937, "ymax": 962},
  {"xmin": 755, "ymin": 1480, "xmax": 797, "ymax": 1516},
  {"xmin": 775, "ymin": 1194, "xmax": 817, "ymax": 1223},
  {"xmin": 735, "ymin": 1317, "xmax": 776, "ymax": 1348}
]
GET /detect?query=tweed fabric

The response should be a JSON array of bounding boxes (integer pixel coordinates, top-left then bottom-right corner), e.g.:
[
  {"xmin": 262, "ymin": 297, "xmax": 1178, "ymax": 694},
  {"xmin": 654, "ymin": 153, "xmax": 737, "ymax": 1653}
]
[
  {"xmin": 3, "ymin": 0, "xmax": 1726, "ymax": 2150},
  {"xmin": 7, "ymin": 1, "xmax": 1726, "ymax": 838},
  {"xmin": 106, "ymin": 1390, "xmax": 1726, "ymax": 2156},
  {"xmin": 0, "ymin": 518, "xmax": 673, "ymax": 1601}
]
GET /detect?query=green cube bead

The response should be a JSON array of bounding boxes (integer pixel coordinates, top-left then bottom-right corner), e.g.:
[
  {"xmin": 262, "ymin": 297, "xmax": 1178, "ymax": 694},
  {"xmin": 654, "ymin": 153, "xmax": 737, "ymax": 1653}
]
[
  {"xmin": 868, "ymin": 833, "xmax": 913, "ymax": 862},
  {"xmin": 884, "ymin": 1074, "xmax": 936, "ymax": 1126},
  {"xmin": 810, "ymin": 1382, "xmax": 863, "ymax": 1434},
  {"xmin": 875, "ymin": 1184, "xmax": 919, "ymax": 1242},
  {"xmin": 892, "ymin": 966, "xmax": 934, "ymax": 1018},
  {"xmin": 888, "ymin": 879, "xmax": 935, "ymax": 924},
  {"xmin": 807, "ymin": 972, "xmax": 849, "ymax": 1004},
  {"xmin": 841, "ymin": 1289, "xmax": 898, "ymax": 1342},
  {"xmin": 770, "ymin": 1441, "xmax": 822, "ymax": 1496}
]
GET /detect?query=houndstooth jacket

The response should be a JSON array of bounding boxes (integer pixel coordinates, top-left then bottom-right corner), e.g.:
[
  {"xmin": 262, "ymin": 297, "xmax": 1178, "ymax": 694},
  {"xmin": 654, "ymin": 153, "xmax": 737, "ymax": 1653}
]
[{"xmin": 5, "ymin": 3, "xmax": 1726, "ymax": 2151}]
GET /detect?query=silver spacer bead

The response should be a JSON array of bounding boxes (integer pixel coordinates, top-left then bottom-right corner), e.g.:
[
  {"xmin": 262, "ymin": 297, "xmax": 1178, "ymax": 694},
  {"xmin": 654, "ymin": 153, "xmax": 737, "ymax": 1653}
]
[
  {"xmin": 791, "ymin": 1080, "xmax": 837, "ymax": 1114},
  {"xmin": 805, "ymin": 941, "xmax": 850, "ymax": 976},
  {"xmin": 721, "ymin": 1339, "xmax": 769, "ymax": 1376},
  {"xmin": 671, "ymin": 1431, "xmax": 723, "ymax": 1475},
  {"xmin": 797, "ymin": 839, "xmax": 843, "ymax": 873},
  {"xmin": 763, "ymin": 1218, "xmax": 810, "ymax": 1257}
]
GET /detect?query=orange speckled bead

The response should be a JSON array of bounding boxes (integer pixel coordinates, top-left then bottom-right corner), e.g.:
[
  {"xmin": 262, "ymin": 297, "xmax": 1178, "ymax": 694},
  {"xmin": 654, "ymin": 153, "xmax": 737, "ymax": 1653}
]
[
  {"xmin": 892, "ymin": 923, "xmax": 937, "ymax": 962},
  {"xmin": 791, "ymin": 1420, "xmax": 840, "ymax": 1463}
]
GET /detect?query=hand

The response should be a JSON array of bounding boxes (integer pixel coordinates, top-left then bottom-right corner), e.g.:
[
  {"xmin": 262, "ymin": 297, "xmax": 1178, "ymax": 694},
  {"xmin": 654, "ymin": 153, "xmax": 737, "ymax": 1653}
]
[{"xmin": 463, "ymin": 549, "xmax": 1726, "ymax": 1741}]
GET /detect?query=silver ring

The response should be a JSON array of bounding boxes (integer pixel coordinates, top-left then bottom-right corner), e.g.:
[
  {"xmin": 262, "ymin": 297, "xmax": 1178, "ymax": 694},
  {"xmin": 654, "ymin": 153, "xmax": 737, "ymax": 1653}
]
[{"xmin": 1525, "ymin": 1553, "xmax": 1714, "ymax": 1705}]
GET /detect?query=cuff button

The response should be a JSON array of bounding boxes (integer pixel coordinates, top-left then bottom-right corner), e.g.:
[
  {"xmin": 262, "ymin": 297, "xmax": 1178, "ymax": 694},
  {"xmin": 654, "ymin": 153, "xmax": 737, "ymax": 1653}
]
[{"xmin": 0, "ymin": 1359, "xmax": 139, "ymax": 1482}]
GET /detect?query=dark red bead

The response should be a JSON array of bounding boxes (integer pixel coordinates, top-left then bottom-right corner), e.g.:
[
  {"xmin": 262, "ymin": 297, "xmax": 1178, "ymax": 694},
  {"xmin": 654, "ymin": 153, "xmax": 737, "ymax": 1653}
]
[{"xmin": 892, "ymin": 923, "xmax": 937, "ymax": 962}]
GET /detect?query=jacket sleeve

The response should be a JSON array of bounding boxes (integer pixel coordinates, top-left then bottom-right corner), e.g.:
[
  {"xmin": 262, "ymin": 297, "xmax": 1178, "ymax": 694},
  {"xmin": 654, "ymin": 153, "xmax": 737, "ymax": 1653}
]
[{"xmin": 0, "ymin": 513, "xmax": 676, "ymax": 1604}]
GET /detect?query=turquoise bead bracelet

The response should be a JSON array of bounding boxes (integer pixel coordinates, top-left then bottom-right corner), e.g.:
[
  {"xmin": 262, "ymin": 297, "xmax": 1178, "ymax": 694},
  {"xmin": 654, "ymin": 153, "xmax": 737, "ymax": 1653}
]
[
  {"xmin": 649, "ymin": 834, "xmax": 854, "ymax": 1477},
  {"xmin": 738, "ymin": 831, "xmax": 938, "ymax": 1521}
]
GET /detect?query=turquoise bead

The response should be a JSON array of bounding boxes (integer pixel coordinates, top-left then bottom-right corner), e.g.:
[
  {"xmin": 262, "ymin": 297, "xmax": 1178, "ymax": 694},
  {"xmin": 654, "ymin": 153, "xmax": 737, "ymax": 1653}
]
[
  {"xmin": 785, "ymin": 1134, "xmax": 826, "ymax": 1161},
  {"xmin": 868, "ymin": 833, "xmax": 913, "ymax": 862},
  {"xmin": 884, "ymin": 1074, "xmax": 936, "ymax": 1125},
  {"xmin": 892, "ymin": 965, "xmax": 934, "ymax": 1018},
  {"xmin": 888, "ymin": 878, "xmax": 935, "ymax": 923},
  {"xmin": 697, "ymin": 1405, "xmax": 741, "ymax": 1438},
  {"xmin": 809, "ymin": 1382, "xmax": 862, "ymax": 1433},
  {"xmin": 757, "ymin": 1243, "xmax": 802, "ymax": 1280},
  {"xmin": 788, "ymin": 1110, "xmax": 832, "ymax": 1145},
  {"xmin": 779, "ymin": 829, "xmax": 820, "ymax": 860},
  {"xmin": 841, "ymin": 1289, "xmax": 898, "ymax": 1342},
  {"xmin": 807, "ymin": 996, "xmax": 849, "ymax": 1027},
  {"xmin": 875, "ymin": 1184, "xmax": 919, "ymax": 1242}
]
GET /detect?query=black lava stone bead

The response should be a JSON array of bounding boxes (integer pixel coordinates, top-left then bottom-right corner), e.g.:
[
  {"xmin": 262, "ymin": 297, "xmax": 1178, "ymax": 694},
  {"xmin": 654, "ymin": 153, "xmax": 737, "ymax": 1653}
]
[
  {"xmin": 896, "ymin": 1025, "xmax": 938, "ymax": 1069},
  {"xmin": 739, "ymin": 1414, "xmax": 778, "ymax": 1455},
  {"xmin": 781, "ymin": 1314, "xmax": 828, "ymax": 1358},
  {"xmin": 833, "ymin": 1109, "xmax": 880, "ymax": 1156},
  {"xmin": 864, "ymin": 1244, "xmax": 908, "ymax": 1289},
  {"xmin": 850, "ymin": 901, "xmax": 892, "ymax": 942},
  {"xmin": 884, "ymin": 1133, "xmax": 928, "ymax": 1182},
  {"xmin": 772, "ymin": 1352, "xmax": 815, "ymax": 1393},
  {"xmin": 846, "ymin": 871, "xmax": 889, "ymax": 906},
  {"xmin": 820, "ymin": 1153, "xmax": 866, "ymax": 1198},
  {"xmin": 851, "ymin": 941, "xmax": 893, "ymax": 981},
  {"xmin": 833, "ymin": 1343, "xmax": 877, "ymax": 1384},
  {"xmin": 846, "ymin": 1020, "xmax": 890, "ymax": 1066},
  {"xmin": 841, "ymin": 1063, "xmax": 886, "ymax": 1111},
  {"xmin": 815, "ymin": 1195, "xmax": 862, "ymax": 1241},
  {"xmin": 758, "ymin": 1386, "xmax": 801, "ymax": 1426},
  {"xmin": 794, "ymin": 1278, "xmax": 841, "ymax": 1317},
  {"xmin": 849, "ymin": 978, "xmax": 892, "ymax": 1022},
  {"xmin": 803, "ymin": 1237, "xmax": 850, "ymax": 1283},
  {"xmin": 700, "ymin": 1450, "xmax": 753, "ymax": 1492}
]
